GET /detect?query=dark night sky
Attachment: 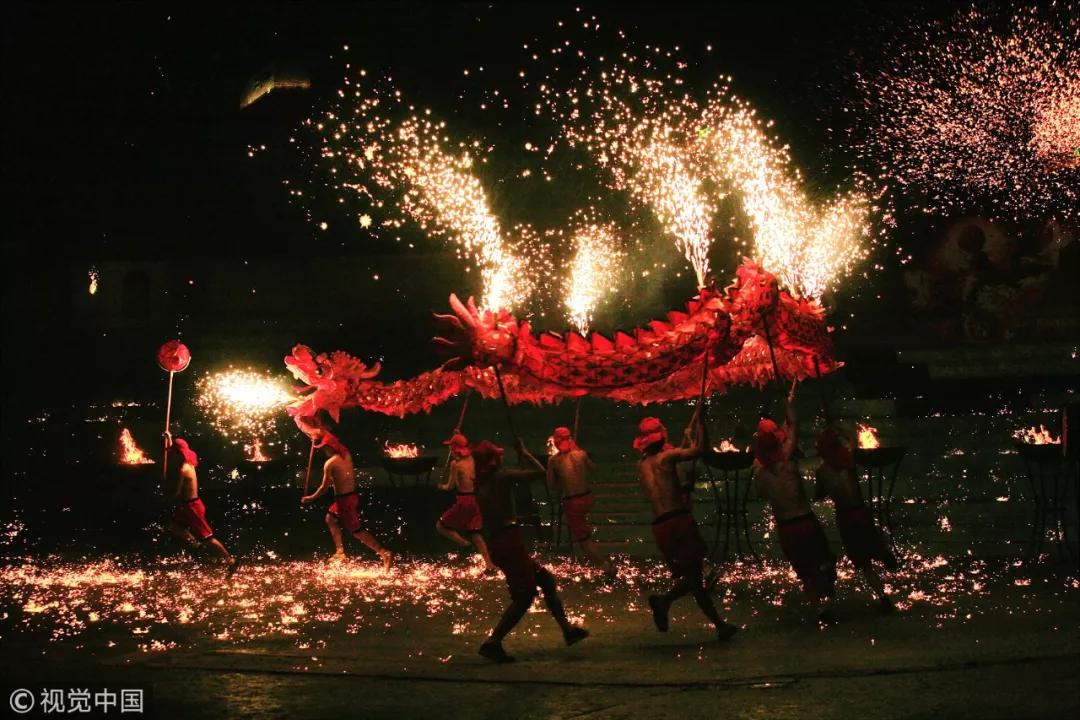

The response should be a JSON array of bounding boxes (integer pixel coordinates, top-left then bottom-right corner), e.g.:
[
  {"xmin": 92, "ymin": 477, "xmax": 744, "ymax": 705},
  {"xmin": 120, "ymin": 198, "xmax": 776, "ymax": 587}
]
[
  {"xmin": 3, "ymin": 1, "xmax": 962, "ymax": 265},
  {"xmin": 3, "ymin": 1, "xmax": 987, "ymax": 418}
]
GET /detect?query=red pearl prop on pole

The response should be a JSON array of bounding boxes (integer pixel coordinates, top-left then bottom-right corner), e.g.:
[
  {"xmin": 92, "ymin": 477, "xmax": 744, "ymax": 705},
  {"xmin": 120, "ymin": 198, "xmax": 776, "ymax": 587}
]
[{"xmin": 157, "ymin": 340, "xmax": 191, "ymax": 479}]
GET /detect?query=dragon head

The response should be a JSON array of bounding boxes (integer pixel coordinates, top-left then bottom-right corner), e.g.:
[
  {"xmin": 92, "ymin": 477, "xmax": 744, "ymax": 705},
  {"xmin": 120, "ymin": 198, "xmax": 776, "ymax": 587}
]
[
  {"xmin": 432, "ymin": 294, "xmax": 521, "ymax": 370},
  {"xmin": 284, "ymin": 344, "xmax": 381, "ymax": 425}
]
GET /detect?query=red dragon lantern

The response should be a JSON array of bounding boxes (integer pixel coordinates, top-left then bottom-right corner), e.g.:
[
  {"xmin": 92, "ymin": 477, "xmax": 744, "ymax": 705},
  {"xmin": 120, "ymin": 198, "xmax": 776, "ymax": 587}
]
[{"xmin": 285, "ymin": 259, "xmax": 839, "ymax": 424}]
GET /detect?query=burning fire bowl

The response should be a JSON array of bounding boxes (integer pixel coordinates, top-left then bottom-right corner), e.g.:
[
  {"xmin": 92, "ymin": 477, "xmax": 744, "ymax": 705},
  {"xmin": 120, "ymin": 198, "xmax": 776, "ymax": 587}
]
[
  {"xmin": 854, "ymin": 446, "xmax": 908, "ymax": 468},
  {"xmin": 703, "ymin": 450, "xmax": 754, "ymax": 471},
  {"xmin": 381, "ymin": 455, "xmax": 439, "ymax": 476},
  {"xmin": 1015, "ymin": 442, "xmax": 1064, "ymax": 463}
]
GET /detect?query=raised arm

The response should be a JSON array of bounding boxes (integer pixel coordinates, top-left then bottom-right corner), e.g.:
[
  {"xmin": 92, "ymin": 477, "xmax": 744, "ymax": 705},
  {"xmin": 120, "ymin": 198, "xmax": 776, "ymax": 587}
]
[
  {"xmin": 664, "ymin": 419, "xmax": 706, "ymax": 464},
  {"xmin": 546, "ymin": 459, "xmax": 558, "ymax": 494},
  {"xmin": 302, "ymin": 461, "xmax": 333, "ymax": 504},
  {"xmin": 438, "ymin": 462, "xmax": 457, "ymax": 492},
  {"xmin": 515, "ymin": 438, "xmax": 547, "ymax": 473},
  {"xmin": 783, "ymin": 381, "xmax": 798, "ymax": 457}
]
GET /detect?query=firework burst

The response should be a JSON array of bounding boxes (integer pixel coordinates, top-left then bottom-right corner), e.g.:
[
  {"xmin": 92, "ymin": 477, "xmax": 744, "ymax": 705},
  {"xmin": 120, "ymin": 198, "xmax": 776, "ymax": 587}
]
[
  {"xmin": 565, "ymin": 222, "xmax": 623, "ymax": 334},
  {"xmin": 309, "ymin": 81, "xmax": 539, "ymax": 313},
  {"xmin": 851, "ymin": 3, "xmax": 1080, "ymax": 220},
  {"xmin": 538, "ymin": 27, "xmax": 880, "ymax": 298},
  {"xmin": 195, "ymin": 369, "xmax": 293, "ymax": 441}
]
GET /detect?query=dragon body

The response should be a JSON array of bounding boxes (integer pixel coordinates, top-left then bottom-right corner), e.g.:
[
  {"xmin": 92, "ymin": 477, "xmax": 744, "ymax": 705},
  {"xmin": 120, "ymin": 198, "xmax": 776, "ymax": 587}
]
[{"xmin": 285, "ymin": 260, "xmax": 839, "ymax": 423}]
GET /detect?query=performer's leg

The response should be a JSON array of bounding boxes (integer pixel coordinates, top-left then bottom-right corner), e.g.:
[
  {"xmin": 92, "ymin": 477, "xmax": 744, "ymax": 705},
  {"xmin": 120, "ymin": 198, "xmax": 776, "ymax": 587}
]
[
  {"xmin": 687, "ymin": 574, "xmax": 738, "ymax": 638},
  {"xmin": 169, "ymin": 521, "xmax": 199, "ymax": 548},
  {"xmin": 202, "ymin": 537, "xmax": 231, "ymax": 562},
  {"xmin": 858, "ymin": 563, "xmax": 894, "ymax": 612},
  {"xmin": 536, "ymin": 566, "xmax": 589, "ymax": 644},
  {"xmin": 535, "ymin": 566, "xmax": 571, "ymax": 632},
  {"xmin": 324, "ymin": 513, "xmax": 345, "ymax": 558},
  {"xmin": 469, "ymin": 533, "xmax": 497, "ymax": 570},
  {"xmin": 435, "ymin": 520, "xmax": 470, "ymax": 547},
  {"xmin": 480, "ymin": 592, "xmax": 534, "ymax": 663},
  {"xmin": 489, "ymin": 593, "xmax": 534, "ymax": 643},
  {"xmin": 579, "ymin": 538, "xmax": 614, "ymax": 574},
  {"xmin": 352, "ymin": 529, "xmax": 393, "ymax": 570}
]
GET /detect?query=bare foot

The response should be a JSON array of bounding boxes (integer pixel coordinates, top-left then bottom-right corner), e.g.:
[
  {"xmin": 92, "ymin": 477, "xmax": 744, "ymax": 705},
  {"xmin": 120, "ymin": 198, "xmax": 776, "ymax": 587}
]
[
  {"xmin": 329, "ymin": 551, "xmax": 346, "ymax": 563},
  {"xmin": 380, "ymin": 550, "xmax": 394, "ymax": 571}
]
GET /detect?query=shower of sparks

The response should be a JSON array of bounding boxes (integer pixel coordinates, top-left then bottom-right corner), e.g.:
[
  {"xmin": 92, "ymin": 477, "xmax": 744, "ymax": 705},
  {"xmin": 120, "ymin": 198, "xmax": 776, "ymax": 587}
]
[
  {"xmin": 857, "ymin": 423, "xmax": 881, "ymax": 449},
  {"xmin": 538, "ymin": 29, "xmax": 880, "ymax": 298},
  {"xmin": 88, "ymin": 267, "xmax": 99, "ymax": 296},
  {"xmin": 699, "ymin": 100, "xmax": 878, "ymax": 298},
  {"xmin": 118, "ymin": 428, "xmax": 154, "ymax": 465},
  {"xmin": 565, "ymin": 223, "xmax": 623, "ymax": 334},
  {"xmin": 851, "ymin": 3, "xmax": 1080, "ymax": 221},
  {"xmin": 383, "ymin": 441, "xmax": 420, "ymax": 459},
  {"xmin": 308, "ymin": 83, "xmax": 540, "ymax": 313},
  {"xmin": 244, "ymin": 437, "xmax": 271, "ymax": 463},
  {"xmin": 1013, "ymin": 425, "xmax": 1061, "ymax": 445},
  {"xmin": 195, "ymin": 369, "xmax": 293, "ymax": 441}
]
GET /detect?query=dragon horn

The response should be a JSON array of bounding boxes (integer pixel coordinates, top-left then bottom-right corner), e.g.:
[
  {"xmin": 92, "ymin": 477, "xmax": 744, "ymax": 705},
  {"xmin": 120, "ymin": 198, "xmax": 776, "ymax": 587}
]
[
  {"xmin": 448, "ymin": 294, "xmax": 479, "ymax": 329},
  {"xmin": 358, "ymin": 362, "xmax": 381, "ymax": 379}
]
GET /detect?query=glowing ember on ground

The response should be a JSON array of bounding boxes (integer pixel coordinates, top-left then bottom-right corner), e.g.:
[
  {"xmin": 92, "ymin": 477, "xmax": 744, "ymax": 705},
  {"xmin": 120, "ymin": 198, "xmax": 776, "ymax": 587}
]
[
  {"xmin": 383, "ymin": 441, "xmax": 420, "ymax": 459},
  {"xmin": 857, "ymin": 424, "xmax": 881, "ymax": 449},
  {"xmin": 118, "ymin": 428, "xmax": 154, "ymax": 465},
  {"xmin": 713, "ymin": 439, "xmax": 745, "ymax": 453},
  {"xmin": 1013, "ymin": 425, "xmax": 1061, "ymax": 445},
  {"xmin": 195, "ymin": 369, "xmax": 293, "ymax": 441},
  {"xmin": 244, "ymin": 437, "xmax": 271, "ymax": 462},
  {"xmin": 0, "ymin": 552, "xmax": 1058, "ymax": 655}
]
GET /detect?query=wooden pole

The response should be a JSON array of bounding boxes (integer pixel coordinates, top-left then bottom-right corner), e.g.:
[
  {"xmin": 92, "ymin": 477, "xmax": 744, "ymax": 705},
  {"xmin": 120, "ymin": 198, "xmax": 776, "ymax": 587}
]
[
  {"xmin": 441, "ymin": 391, "xmax": 473, "ymax": 477},
  {"xmin": 162, "ymin": 370, "xmax": 175, "ymax": 481},
  {"xmin": 761, "ymin": 313, "xmax": 782, "ymax": 384},
  {"xmin": 493, "ymin": 367, "xmax": 520, "ymax": 442},
  {"xmin": 572, "ymin": 397, "xmax": 582, "ymax": 442},
  {"xmin": 303, "ymin": 437, "xmax": 316, "ymax": 495}
]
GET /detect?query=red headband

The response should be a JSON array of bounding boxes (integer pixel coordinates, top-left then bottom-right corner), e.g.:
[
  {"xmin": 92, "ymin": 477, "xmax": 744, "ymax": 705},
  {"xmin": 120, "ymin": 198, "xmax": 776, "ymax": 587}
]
[
  {"xmin": 753, "ymin": 419, "xmax": 786, "ymax": 468},
  {"xmin": 173, "ymin": 438, "xmax": 199, "ymax": 468},
  {"xmin": 633, "ymin": 417, "xmax": 668, "ymax": 453}
]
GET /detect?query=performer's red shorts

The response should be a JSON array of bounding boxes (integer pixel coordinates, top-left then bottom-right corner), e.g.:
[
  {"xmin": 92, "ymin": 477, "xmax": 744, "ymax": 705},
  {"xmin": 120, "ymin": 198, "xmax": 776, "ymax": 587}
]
[
  {"xmin": 173, "ymin": 497, "xmax": 213, "ymax": 540},
  {"xmin": 488, "ymin": 524, "xmax": 541, "ymax": 598},
  {"xmin": 328, "ymin": 491, "xmax": 363, "ymax": 533},
  {"xmin": 837, "ymin": 505, "xmax": 895, "ymax": 569},
  {"xmin": 438, "ymin": 492, "xmax": 483, "ymax": 533},
  {"xmin": 562, "ymin": 491, "xmax": 594, "ymax": 542},
  {"xmin": 651, "ymin": 509, "xmax": 706, "ymax": 578},
  {"xmin": 777, "ymin": 513, "xmax": 836, "ymax": 599}
]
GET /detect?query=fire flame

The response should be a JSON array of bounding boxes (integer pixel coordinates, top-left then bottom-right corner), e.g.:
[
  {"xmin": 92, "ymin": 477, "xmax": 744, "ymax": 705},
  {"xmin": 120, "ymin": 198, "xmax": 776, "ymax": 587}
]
[
  {"xmin": 713, "ymin": 438, "xmax": 746, "ymax": 453},
  {"xmin": 1013, "ymin": 425, "xmax": 1061, "ymax": 445},
  {"xmin": 857, "ymin": 424, "xmax": 881, "ymax": 449},
  {"xmin": 245, "ymin": 437, "xmax": 271, "ymax": 462},
  {"xmin": 384, "ymin": 441, "xmax": 420, "ymax": 459},
  {"xmin": 119, "ymin": 428, "xmax": 154, "ymax": 465},
  {"xmin": 88, "ymin": 267, "xmax": 99, "ymax": 295}
]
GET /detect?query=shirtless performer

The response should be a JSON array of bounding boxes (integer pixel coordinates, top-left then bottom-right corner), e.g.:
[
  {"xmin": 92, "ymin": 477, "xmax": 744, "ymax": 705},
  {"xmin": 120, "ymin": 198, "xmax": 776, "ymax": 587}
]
[
  {"xmin": 475, "ymin": 439, "xmax": 589, "ymax": 663},
  {"xmin": 635, "ymin": 417, "xmax": 739, "ymax": 640},
  {"xmin": 815, "ymin": 425, "xmax": 897, "ymax": 613},
  {"xmin": 301, "ymin": 431, "xmax": 393, "ymax": 570},
  {"xmin": 165, "ymin": 432, "xmax": 237, "ymax": 575},
  {"xmin": 546, "ymin": 426, "xmax": 616, "ymax": 579},
  {"xmin": 436, "ymin": 432, "xmax": 496, "ymax": 572},
  {"xmin": 752, "ymin": 383, "xmax": 837, "ymax": 623}
]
